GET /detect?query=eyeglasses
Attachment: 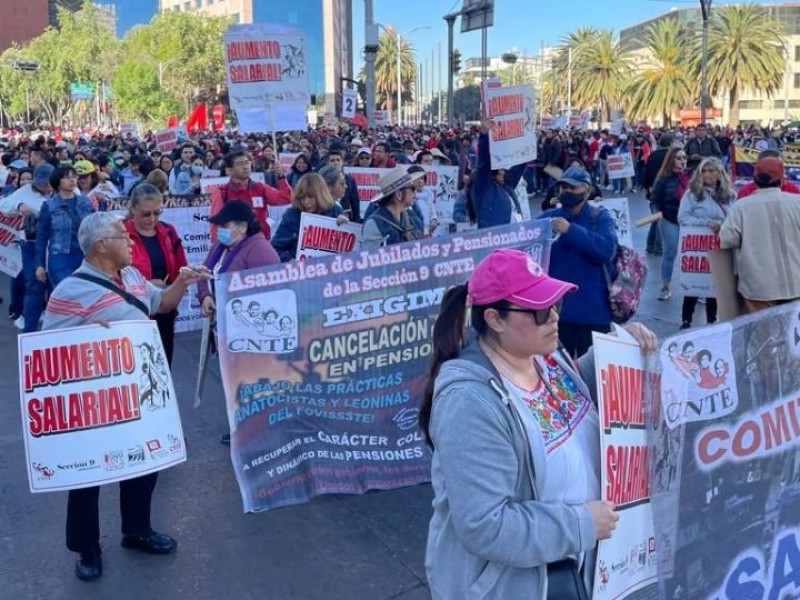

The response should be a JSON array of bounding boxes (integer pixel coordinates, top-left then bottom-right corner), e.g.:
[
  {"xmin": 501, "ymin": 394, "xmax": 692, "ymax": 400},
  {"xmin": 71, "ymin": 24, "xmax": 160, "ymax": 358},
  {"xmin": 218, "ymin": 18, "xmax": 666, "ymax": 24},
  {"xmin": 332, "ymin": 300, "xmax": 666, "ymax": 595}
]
[
  {"xmin": 232, "ymin": 160, "xmax": 251, "ymax": 167},
  {"xmin": 503, "ymin": 300, "xmax": 562, "ymax": 326},
  {"xmin": 139, "ymin": 210, "xmax": 162, "ymax": 218}
]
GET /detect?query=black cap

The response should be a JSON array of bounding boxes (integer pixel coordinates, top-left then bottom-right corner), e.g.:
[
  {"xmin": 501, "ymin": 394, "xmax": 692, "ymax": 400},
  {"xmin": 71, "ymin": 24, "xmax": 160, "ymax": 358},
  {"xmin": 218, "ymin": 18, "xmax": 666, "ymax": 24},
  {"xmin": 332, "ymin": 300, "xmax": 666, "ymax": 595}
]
[{"xmin": 209, "ymin": 201, "xmax": 255, "ymax": 225}]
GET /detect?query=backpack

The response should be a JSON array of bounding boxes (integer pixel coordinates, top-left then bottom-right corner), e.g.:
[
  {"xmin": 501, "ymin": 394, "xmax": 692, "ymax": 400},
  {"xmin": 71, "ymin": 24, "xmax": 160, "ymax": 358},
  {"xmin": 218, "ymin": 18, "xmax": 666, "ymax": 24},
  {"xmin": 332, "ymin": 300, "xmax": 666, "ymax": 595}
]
[{"xmin": 590, "ymin": 207, "xmax": 647, "ymax": 324}]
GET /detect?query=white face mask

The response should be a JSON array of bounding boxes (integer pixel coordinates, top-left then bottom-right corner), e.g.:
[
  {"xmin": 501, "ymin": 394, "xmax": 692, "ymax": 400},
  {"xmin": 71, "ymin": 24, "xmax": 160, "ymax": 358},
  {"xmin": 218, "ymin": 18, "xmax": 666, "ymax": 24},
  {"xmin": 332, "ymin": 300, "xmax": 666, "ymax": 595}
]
[{"xmin": 191, "ymin": 165, "xmax": 203, "ymax": 175}]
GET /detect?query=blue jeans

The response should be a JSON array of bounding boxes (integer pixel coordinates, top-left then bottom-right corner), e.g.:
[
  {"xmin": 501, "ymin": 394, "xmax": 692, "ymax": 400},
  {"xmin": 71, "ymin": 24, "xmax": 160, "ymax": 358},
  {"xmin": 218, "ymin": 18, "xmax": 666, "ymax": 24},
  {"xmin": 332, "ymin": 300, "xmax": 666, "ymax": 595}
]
[
  {"xmin": 659, "ymin": 219, "xmax": 680, "ymax": 282},
  {"xmin": 21, "ymin": 241, "xmax": 48, "ymax": 332},
  {"xmin": 613, "ymin": 177, "xmax": 627, "ymax": 194},
  {"xmin": 48, "ymin": 251, "xmax": 83, "ymax": 289}
]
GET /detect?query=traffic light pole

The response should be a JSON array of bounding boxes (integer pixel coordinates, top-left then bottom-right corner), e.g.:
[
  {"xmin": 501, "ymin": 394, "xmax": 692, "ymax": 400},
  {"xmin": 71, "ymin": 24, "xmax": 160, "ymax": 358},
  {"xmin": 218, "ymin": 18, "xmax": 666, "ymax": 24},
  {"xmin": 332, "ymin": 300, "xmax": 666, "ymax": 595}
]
[{"xmin": 444, "ymin": 13, "xmax": 456, "ymax": 126}]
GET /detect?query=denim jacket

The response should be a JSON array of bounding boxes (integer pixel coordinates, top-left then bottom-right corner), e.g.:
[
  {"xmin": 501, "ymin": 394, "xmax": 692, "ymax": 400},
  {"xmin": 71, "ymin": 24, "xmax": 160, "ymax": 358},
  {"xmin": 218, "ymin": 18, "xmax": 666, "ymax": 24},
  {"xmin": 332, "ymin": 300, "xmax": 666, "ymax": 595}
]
[{"xmin": 36, "ymin": 194, "xmax": 94, "ymax": 268}]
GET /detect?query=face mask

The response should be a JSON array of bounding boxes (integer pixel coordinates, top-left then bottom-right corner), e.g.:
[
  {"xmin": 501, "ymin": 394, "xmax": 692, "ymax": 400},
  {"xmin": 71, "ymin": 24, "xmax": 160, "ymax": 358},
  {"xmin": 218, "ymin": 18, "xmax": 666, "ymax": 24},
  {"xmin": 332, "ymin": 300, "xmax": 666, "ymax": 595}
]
[
  {"xmin": 217, "ymin": 227, "xmax": 235, "ymax": 246},
  {"xmin": 191, "ymin": 165, "xmax": 203, "ymax": 175},
  {"xmin": 559, "ymin": 190, "xmax": 585, "ymax": 209}
]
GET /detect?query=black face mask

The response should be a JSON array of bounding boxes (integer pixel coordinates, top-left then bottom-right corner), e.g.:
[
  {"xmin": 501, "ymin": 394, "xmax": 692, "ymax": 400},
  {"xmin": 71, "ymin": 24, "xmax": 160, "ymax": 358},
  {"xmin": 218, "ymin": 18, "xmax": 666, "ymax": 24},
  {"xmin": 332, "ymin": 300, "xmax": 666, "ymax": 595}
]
[{"xmin": 559, "ymin": 190, "xmax": 585, "ymax": 208}]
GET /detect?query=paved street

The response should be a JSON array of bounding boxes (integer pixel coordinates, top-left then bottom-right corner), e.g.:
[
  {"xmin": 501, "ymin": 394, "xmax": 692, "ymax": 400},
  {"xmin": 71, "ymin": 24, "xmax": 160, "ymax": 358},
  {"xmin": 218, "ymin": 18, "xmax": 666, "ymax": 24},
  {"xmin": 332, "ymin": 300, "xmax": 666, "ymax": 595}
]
[{"xmin": 0, "ymin": 191, "xmax": 691, "ymax": 600}]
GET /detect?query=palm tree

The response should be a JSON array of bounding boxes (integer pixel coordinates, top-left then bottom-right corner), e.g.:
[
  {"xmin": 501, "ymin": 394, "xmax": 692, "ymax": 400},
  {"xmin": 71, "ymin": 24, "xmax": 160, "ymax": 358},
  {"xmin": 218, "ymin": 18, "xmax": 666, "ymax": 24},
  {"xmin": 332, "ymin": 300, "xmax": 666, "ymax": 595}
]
[
  {"xmin": 571, "ymin": 29, "xmax": 632, "ymax": 122},
  {"xmin": 358, "ymin": 27, "xmax": 418, "ymax": 121},
  {"xmin": 625, "ymin": 19, "xmax": 693, "ymax": 125},
  {"xmin": 702, "ymin": 4, "xmax": 786, "ymax": 127}
]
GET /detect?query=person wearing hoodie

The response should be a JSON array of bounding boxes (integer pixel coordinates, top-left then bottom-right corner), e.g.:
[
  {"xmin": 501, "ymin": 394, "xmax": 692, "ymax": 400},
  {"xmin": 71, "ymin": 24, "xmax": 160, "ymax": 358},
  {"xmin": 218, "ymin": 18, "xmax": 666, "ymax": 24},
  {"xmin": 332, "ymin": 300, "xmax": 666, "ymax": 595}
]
[
  {"xmin": 538, "ymin": 165, "xmax": 618, "ymax": 357},
  {"xmin": 471, "ymin": 119, "xmax": 526, "ymax": 229},
  {"xmin": 419, "ymin": 248, "xmax": 657, "ymax": 600}
]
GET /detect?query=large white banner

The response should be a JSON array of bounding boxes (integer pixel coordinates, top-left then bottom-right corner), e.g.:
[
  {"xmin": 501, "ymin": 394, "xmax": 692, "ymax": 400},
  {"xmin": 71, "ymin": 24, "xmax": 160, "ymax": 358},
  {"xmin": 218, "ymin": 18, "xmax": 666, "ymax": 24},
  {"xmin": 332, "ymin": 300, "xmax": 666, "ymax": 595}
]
[
  {"xmin": 678, "ymin": 226, "xmax": 717, "ymax": 297},
  {"xmin": 296, "ymin": 213, "xmax": 362, "ymax": 260},
  {"xmin": 0, "ymin": 213, "xmax": 23, "ymax": 277},
  {"xmin": 20, "ymin": 321, "xmax": 186, "ymax": 493},
  {"xmin": 593, "ymin": 332, "xmax": 658, "ymax": 599},
  {"xmin": 485, "ymin": 84, "xmax": 537, "ymax": 170}
]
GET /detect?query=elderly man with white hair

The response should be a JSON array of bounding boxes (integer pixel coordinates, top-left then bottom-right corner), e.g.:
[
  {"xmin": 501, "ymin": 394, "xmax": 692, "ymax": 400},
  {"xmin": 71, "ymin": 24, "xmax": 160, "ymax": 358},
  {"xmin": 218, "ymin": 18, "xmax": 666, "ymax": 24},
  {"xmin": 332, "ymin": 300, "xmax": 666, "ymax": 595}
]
[{"xmin": 42, "ymin": 211, "xmax": 211, "ymax": 582}]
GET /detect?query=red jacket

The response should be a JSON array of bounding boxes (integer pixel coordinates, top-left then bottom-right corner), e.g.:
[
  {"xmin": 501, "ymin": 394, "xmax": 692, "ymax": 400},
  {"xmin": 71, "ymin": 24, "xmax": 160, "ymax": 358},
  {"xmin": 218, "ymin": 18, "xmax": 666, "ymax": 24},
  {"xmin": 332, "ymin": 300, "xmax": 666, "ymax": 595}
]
[
  {"xmin": 210, "ymin": 177, "xmax": 292, "ymax": 239},
  {"xmin": 737, "ymin": 180, "xmax": 800, "ymax": 199},
  {"xmin": 124, "ymin": 219, "xmax": 188, "ymax": 283}
]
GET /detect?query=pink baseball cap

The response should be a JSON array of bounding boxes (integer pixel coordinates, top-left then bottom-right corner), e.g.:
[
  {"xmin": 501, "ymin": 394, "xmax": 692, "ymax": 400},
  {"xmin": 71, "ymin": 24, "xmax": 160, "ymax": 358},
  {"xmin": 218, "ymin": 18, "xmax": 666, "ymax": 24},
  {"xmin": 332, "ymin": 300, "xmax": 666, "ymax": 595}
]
[{"xmin": 468, "ymin": 249, "xmax": 577, "ymax": 310}]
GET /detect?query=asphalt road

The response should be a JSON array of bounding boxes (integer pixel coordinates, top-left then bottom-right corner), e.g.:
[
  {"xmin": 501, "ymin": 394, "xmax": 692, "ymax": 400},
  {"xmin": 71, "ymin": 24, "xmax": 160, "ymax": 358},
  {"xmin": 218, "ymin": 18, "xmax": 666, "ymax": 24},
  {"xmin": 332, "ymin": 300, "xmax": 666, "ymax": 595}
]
[{"xmin": 0, "ymin": 191, "xmax": 692, "ymax": 600}]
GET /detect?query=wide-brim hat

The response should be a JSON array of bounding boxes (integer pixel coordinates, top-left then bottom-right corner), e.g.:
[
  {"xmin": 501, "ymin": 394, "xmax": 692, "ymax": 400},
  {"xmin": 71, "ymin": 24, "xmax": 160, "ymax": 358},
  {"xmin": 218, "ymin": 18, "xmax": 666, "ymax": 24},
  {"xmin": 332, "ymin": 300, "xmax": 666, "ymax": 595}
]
[
  {"xmin": 209, "ymin": 200, "xmax": 255, "ymax": 225},
  {"xmin": 370, "ymin": 165, "xmax": 426, "ymax": 203}
]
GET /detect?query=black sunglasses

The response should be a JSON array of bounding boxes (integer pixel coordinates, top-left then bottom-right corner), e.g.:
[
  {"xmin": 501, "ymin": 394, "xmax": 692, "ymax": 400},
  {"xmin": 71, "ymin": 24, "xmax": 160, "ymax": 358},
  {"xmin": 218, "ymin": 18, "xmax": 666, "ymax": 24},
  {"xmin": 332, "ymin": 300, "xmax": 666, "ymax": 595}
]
[{"xmin": 503, "ymin": 299, "xmax": 562, "ymax": 326}]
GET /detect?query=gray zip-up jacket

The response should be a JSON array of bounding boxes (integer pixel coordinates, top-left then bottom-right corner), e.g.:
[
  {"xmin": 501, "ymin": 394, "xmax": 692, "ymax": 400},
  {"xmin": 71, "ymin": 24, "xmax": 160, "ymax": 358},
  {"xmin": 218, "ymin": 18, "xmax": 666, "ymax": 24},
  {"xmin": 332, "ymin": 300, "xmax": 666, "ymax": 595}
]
[{"xmin": 426, "ymin": 339, "xmax": 598, "ymax": 599}]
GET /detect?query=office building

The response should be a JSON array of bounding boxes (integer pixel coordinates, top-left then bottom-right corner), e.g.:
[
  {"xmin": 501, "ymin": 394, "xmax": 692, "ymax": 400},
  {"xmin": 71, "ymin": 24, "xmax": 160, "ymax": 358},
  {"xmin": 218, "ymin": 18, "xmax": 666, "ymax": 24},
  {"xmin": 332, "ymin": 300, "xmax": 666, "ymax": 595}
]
[
  {"xmin": 620, "ymin": 4, "xmax": 800, "ymax": 126},
  {"xmin": 0, "ymin": 0, "xmax": 82, "ymax": 55},
  {"xmin": 158, "ymin": 0, "xmax": 353, "ymax": 114}
]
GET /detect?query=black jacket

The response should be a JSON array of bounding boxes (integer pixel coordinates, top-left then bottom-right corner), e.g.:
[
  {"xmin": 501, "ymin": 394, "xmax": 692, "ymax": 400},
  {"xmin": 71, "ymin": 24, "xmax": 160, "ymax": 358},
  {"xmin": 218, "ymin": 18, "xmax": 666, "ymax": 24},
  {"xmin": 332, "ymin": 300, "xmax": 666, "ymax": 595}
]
[
  {"xmin": 644, "ymin": 147, "xmax": 669, "ymax": 191},
  {"xmin": 651, "ymin": 172, "xmax": 688, "ymax": 224}
]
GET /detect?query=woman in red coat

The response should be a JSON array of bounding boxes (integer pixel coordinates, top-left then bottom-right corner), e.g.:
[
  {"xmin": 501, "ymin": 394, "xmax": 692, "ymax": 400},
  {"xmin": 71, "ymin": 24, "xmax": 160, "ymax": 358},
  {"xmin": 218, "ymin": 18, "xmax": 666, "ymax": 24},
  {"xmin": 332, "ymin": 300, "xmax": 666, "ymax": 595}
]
[{"xmin": 124, "ymin": 183, "xmax": 188, "ymax": 364}]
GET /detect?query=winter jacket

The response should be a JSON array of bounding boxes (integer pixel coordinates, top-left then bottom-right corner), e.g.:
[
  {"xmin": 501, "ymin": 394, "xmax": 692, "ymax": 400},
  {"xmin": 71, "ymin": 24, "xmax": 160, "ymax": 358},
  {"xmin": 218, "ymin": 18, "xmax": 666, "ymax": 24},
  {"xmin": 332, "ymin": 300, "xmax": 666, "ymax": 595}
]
[
  {"xmin": 685, "ymin": 137, "xmax": 721, "ymax": 170},
  {"xmin": 361, "ymin": 205, "xmax": 423, "ymax": 249},
  {"xmin": 538, "ymin": 202, "xmax": 617, "ymax": 326},
  {"xmin": 471, "ymin": 133, "xmax": 525, "ymax": 229},
  {"xmin": 651, "ymin": 172, "xmax": 689, "ymax": 224},
  {"xmin": 643, "ymin": 147, "xmax": 669, "ymax": 191},
  {"xmin": 720, "ymin": 187, "xmax": 800, "ymax": 302},
  {"xmin": 341, "ymin": 173, "xmax": 362, "ymax": 223},
  {"xmin": 124, "ymin": 219, "xmax": 188, "ymax": 283},
  {"xmin": 426, "ymin": 337, "xmax": 598, "ymax": 600},
  {"xmin": 196, "ymin": 232, "xmax": 280, "ymax": 301},
  {"xmin": 271, "ymin": 204, "xmax": 342, "ymax": 263},
  {"xmin": 677, "ymin": 188, "xmax": 734, "ymax": 228}
]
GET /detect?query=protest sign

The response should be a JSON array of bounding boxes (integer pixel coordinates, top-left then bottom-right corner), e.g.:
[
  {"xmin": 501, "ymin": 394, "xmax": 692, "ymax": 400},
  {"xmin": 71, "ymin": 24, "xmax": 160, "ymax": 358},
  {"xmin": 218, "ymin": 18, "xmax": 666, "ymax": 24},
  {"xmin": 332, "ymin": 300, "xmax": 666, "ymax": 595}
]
[
  {"xmin": 645, "ymin": 303, "xmax": 800, "ymax": 599},
  {"xmin": 480, "ymin": 77, "xmax": 502, "ymax": 110},
  {"xmin": 214, "ymin": 222, "xmax": 553, "ymax": 511},
  {"xmin": 607, "ymin": 153, "xmax": 635, "ymax": 180},
  {"xmin": 540, "ymin": 115, "xmax": 553, "ymax": 129},
  {"xmin": 485, "ymin": 85, "xmax": 537, "ymax": 170},
  {"xmin": 732, "ymin": 144, "xmax": 800, "ymax": 183},
  {"xmin": 296, "ymin": 213, "xmax": 362, "ymax": 260},
  {"xmin": 341, "ymin": 89, "xmax": 358, "ymax": 118},
  {"xmin": 593, "ymin": 332, "xmax": 658, "ymax": 600},
  {"xmin": 119, "ymin": 122, "xmax": 139, "ymax": 138},
  {"xmin": 19, "ymin": 321, "xmax": 186, "ymax": 493},
  {"xmin": 224, "ymin": 24, "xmax": 309, "ymax": 109},
  {"xmin": 154, "ymin": 126, "xmax": 187, "ymax": 153},
  {"xmin": 678, "ymin": 226, "xmax": 717, "ymax": 297},
  {"xmin": 374, "ymin": 110, "xmax": 390, "ymax": 125},
  {"xmin": 0, "ymin": 213, "xmax": 24, "ymax": 277},
  {"xmin": 551, "ymin": 115, "xmax": 568, "ymax": 130},
  {"xmin": 610, "ymin": 119, "xmax": 625, "ymax": 136},
  {"xmin": 590, "ymin": 198, "xmax": 633, "ymax": 248},
  {"xmin": 345, "ymin": 166, "xmax": 459, "ymax": 233},
  {"xmin": 278, "ymin": 152, "xmax": 300, "ymax": 172}
]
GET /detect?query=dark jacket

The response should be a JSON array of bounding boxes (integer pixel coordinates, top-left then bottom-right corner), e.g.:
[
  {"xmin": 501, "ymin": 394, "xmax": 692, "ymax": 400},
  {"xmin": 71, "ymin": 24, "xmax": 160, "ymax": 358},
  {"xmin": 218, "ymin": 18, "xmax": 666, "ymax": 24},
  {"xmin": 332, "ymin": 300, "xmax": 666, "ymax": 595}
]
[
  {"xmin": 651, "ymin": 172, "xmax": 689, "ymax": 224},
  {"xmin": 685, "ymin": 137, "xmax": 721, "ymax": 170},
  {"xmin": 196, "ymin": 232, "xmax": 279, "ymax": 300},
  {"xmin": 538, "ymin": 202, "xmax": 617, "ymax": 326},
  {"xmin": 271, "ymin": 204, "xmax": 342, "ymax": 262},
  {"xmin": 361, "ymin": 204, "xmax": 423, "ymax": 249},
  {"xmin": 471, "ymin": 133, "xmax": 525, "ymax": 229},
  {"xmin": 644, "ymin": 147, "xmax": 669, "ymax": 191},
  {"xmin": 341, "ymin": 173, "xmax": 362, "ymax": 223}
]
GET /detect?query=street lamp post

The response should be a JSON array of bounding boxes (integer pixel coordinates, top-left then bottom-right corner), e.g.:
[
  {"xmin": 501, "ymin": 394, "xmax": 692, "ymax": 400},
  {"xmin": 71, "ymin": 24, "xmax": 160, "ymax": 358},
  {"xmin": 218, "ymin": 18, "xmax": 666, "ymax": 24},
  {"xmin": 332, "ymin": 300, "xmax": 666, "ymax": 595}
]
[{"xmin": 700, "ymin": 0, "xmax": 713, "ymax": 124}]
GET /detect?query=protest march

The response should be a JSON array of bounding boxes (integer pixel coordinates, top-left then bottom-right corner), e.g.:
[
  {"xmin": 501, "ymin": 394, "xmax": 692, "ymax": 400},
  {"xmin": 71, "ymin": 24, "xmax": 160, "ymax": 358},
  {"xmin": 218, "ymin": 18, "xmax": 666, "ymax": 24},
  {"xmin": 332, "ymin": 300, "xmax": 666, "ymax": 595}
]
[{"xmin": 5, "ymin": 1, "xmax": 800, "ymax": 598}]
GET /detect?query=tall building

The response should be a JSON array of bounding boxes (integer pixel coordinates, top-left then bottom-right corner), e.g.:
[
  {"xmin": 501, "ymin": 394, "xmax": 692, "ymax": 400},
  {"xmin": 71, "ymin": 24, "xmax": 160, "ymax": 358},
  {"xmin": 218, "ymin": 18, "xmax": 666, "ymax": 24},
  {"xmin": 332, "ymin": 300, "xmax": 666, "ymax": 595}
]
[
  {"xmin": 0, "ymin": 0, "xmax": 82, "ymax": 55},
  {"xmin": 620, "ymin": 4, "xmax": 800, "ymax": 126},
  {"xmin": 158, "ymin": 0, "xmax": 353, "ymax": 114}
]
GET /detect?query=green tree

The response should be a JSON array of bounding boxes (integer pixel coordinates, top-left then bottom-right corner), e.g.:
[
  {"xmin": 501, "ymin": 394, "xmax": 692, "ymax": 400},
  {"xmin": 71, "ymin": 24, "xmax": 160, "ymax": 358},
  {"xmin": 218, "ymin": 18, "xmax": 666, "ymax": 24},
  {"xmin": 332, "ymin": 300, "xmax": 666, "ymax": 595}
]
[
  {"xmin": 625, "ymin": 19, "xmax": 693, "ymax": 125},
  {"xmin": 571, "ymin": 29, "xmax": 632, "ymax": 121},
  {"xmin": 358, "ymin": 27, "xmax": 418, "ymax": 121},
  {"xmin": 702, "ymin": 3, "xmax": 786, "ymax": 127},
  {"xmin": 0, "ymin": 0, "xmax": 120, "ymax": 125}
]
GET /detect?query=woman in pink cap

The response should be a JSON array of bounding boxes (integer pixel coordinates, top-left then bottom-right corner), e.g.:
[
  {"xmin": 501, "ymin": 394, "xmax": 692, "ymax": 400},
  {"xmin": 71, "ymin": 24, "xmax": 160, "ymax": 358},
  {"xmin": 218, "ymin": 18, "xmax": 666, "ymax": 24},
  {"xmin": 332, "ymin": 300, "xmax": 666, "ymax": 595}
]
[{"xmin": 419, "ymin": 248, "xmax": 657, "ymax": 600}]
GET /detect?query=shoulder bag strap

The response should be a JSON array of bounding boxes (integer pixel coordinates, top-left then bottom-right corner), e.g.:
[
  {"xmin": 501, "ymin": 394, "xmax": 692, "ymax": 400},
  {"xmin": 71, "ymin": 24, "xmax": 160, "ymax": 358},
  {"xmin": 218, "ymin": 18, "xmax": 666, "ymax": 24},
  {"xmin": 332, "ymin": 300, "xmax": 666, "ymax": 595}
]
[{"xmin": 71, "ymin": 272, "xmax": 150, "ymax": 316}]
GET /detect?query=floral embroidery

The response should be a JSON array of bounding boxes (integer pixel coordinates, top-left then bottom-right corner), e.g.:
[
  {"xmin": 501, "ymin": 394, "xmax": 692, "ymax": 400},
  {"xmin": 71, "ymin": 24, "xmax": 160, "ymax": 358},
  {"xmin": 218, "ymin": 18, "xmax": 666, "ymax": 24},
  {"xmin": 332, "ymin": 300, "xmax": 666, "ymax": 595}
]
[{"xmin": 506, "ymin": 355, "xmax": 591, "ymax": 453}]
